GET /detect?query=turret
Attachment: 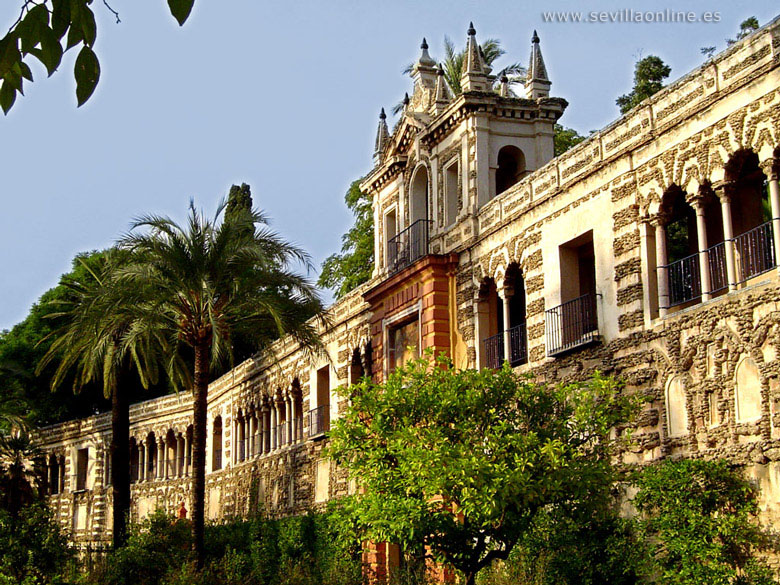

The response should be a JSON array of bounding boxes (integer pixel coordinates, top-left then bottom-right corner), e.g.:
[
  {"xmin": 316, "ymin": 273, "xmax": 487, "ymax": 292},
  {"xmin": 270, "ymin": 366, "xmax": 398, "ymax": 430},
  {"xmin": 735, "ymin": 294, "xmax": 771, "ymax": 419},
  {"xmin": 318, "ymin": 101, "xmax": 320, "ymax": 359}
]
[
  {"xmin": 460, "ymin": 23, "xmax": 491, "ymax": 93},
  {"xmin": 525, "ymin": 30, "xmax": 551, "ymax": 99}
]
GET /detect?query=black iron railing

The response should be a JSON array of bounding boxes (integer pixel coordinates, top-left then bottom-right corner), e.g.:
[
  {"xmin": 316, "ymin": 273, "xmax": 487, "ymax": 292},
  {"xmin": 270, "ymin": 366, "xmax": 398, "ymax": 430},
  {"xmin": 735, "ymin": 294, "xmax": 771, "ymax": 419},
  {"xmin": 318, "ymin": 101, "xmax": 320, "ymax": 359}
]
[
  {"xmin": 307, "ymin": 405, "xmax": 329, "ymax": 437},
  {"xmin": 546, "ymin": 293, "xmax": 599, "ymax": 356},
  {"xmin": 387, "ymin": 219, "xmax": 430, "ymax": 274},
  {"xmin": 664, "ymin": 252, "xmax": 701, "ymax": 307},
  {"xmin": 508, "ymin": 323, "xmax": 527, "ymax": 365},
  {"xmin": 734, "ymin": 221, "xmax": 776, "ymax": 283},
  {"xmin": 707, "ymin": 242, "xmax": 728, "ymax": 295},
  {"xmin": 483, "ymin": 324, "xmax": 527, "ymax": 369},
  {"xmin": 483, "ymin": 332, "xmax": 504, "ymax": 370}
]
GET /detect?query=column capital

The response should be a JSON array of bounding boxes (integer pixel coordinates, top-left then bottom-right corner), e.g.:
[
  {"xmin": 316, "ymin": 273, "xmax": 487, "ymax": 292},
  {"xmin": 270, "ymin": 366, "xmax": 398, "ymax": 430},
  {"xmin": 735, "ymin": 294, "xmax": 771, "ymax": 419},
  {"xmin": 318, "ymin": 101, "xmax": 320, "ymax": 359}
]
[
  {"xmin": 649, "ymin": 211, "xmax": 670, "ymax": 228},
  {"xmin": 712, "ymin": 180, "xmax": 737, "ymax": 203},
  {"xmin": 760, "ymin": 157, "xmax": 779, "ymax": 182}
]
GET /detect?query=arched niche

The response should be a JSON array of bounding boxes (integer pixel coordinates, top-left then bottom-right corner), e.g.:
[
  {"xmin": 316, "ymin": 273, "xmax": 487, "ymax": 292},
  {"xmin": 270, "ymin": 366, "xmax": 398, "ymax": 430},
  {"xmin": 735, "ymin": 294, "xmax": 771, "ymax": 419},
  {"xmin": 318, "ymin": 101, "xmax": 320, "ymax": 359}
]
[
  {"xmin": 735, "ymin": 356, "xmax": 762, "ymax": 423},
  {"xmin": 665, "ymin": 374, "xmax": 689, "ymax": 437}
]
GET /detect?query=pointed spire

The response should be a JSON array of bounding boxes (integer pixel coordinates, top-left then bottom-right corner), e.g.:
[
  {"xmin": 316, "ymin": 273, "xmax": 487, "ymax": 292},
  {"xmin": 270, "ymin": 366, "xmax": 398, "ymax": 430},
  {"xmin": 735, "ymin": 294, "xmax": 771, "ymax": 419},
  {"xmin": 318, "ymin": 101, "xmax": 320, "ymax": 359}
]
[
  {"xmin": 374, "ymin": 108, "xmax": 390, "ymax": 163},
  {"xmin": 433, "ymin": 64, "xmax": 452, "ymax": 114},
  {"xmin": 525, "ymin": 29, "xmax": 551, "ymax": 99},
  {"xmin": 403, "ymin": 92, "xmax": 410, "ymax": 108},
  {"xmin": 418, "ymin": 37, "xmax": 436, "ymax": 68},
  {"xmin": 461, "ymin": 21, "xmax": 490, "ymax": 92}
]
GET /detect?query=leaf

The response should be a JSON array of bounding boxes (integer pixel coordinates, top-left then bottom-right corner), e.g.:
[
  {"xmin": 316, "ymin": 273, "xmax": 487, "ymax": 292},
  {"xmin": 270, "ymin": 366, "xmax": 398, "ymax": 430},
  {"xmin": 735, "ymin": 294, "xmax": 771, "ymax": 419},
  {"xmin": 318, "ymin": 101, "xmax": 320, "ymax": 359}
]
[
  {"xmin": 20, "ymin": 61, "xmax": 33, "ymax": 82},
  {"xmin": 0, "ymin": 35, "xmax": 21, "ymax": 77},
  {"xmin": 51, "ymin": 0, "xmax": 72, "ymax": 39},
  {"xmin": 80, "ymin": 7, "xmax": 97, "ymax": 47},
  {"xmin": 74, "ymin": 45, "xmax": 99, "ymax": 106},
  {"xmin": 167, "ymin": 0, "xmax": 195, "ymax": 26},
  {"xmin": 38, "ymin": 29, "xmax": 64, "ymax": 77},
  {"xmin": 18, "ymin": 5, "xmax": 50, "ymax": 54},
  {"xmin": 0, "ymin": 80, "xmax": 17, "ymax": 114}
]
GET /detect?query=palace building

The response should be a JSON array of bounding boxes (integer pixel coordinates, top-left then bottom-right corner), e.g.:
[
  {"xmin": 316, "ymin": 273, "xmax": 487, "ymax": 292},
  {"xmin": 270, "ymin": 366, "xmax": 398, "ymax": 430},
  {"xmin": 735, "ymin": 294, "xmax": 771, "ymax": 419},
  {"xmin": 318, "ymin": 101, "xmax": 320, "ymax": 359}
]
[{"xmin": 37, "ymin": 16, "xmax": 780, "ymax": 574}]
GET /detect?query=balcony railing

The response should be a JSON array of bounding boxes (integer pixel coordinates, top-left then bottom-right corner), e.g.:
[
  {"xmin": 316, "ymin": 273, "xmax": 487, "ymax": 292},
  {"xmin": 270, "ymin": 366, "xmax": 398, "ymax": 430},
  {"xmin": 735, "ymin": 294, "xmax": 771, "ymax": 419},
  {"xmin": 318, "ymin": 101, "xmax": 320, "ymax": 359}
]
[
  {"xmin": 734, "ymin": 221, "xmax": 776, "ymax": 283},
  {"xmin": 664, "ymin": 252, "xmax": 701, "ymax": 307},
  {"xmin": 387, "ymin": 219, "xmax": 430, "ymax": 274},
  {"xmin": 707, "ymin": 242, "xmax": 728, "ymax": 295},
  {"xmin": 483, "ymin": 324, "xmax": 528, "ymax": 369},
  {"xmin": 546, "ymin": 293, "xmax": 599, "ymax": 356},
  {"xmin": 307, "ymin": 405, "xmax": 329, "ymax": 437}
]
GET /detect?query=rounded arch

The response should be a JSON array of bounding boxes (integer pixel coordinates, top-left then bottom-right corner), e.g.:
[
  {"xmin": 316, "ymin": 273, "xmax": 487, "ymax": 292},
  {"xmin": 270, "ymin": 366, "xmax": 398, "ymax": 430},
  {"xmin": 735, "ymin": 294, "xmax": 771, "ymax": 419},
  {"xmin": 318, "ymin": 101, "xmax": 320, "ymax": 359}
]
[
  {"xmin": 496, "ymin": 145, "xmax": 526, "ymax": 195},
  {"xmin": 735, "ymin": 356, "xmax": 762, "ymax": 423},
  {"xmin": 409, "ymin": 164, "xmax": 430, "ymax": 224},
  {"xmin": 665, "ymin": 374, "xmax": 689, "ymax": 438},
  {"xmin": 724, "ymin": 148, "xmax": 770, "ymax": 237},
  {"xmin": 212, "ymin": 416, "xmax": 223, "ymax": 471}
]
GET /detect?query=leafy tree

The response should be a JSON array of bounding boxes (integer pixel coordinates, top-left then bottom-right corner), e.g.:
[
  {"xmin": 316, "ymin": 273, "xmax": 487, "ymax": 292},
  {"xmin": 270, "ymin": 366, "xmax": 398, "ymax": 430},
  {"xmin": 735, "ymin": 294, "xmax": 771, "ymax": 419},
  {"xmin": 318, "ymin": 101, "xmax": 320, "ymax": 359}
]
[
  {"xmin": 553, "ymin": 124, "xmax": 586, "ymax": 157},
  {"xmin": 0, "ymin": 0, "xmax": 196, "ymax": 114},
  {"xmin": 115, "ymin": 199, "xmax": 324, "ymax": 567},
  {"xmin": 634, "ymin": 458, "xmax": 777, "ymax": 585},
  {"xmin": 225, "ymin": 183, "xmax": 254, "ymax": 225},
  {"xmin": 36, "ymin": 249, "xmax": 184, "ymax": 548},
  {"xmin": 728, "ymin": 17, "xmax": 760, "ymax": 45},
  {"xmin": 318, "ymin": 180, "xmax": 374, "ymax": 299},
  {"xmin": 0, "ymin": 502, "xmax": 73, "ymax": 584},
  {"xmin": 328, "ymin": 353, "xmax": 640, "ymax": 585},
  {"xmin": 616, "ymin": 55, "xmax": 671, "ymax": 114}
]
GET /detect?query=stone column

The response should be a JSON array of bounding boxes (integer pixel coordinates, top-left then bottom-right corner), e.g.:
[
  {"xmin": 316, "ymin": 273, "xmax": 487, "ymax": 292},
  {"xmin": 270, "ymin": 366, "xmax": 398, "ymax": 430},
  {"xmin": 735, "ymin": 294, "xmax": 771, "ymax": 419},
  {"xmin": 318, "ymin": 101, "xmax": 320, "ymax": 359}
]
[
  {"xmin": 654, "ymin": 216, "xmax": 669, "ymax": 316},
  {"xmin": 271, "ymin": 403, "xmax": 278, "ymax": 451},
  {"xmin": 473, "ymin": 296, "xmax": 489, "ymax": 369},
  {"xmin": 501, "ymin": 285, "xmax": 514, "ymax": 364},
  {"xmin": 157, "ymin": 439, "xmax": 165, "ymax": 479},
  {"xmin": 716, "ymin": 183, "xmax": 737, "ymax": 290},
  {"xmin": 287, "ymin": 394, "xmax": 294, "ymax": 446},
  {"xmin": 691, "ymin": 196, "xmax": 712, "ymax": 301},
  {"xmin": 761, "ymin": 158, "xmax": 780, "ymax": 271}
]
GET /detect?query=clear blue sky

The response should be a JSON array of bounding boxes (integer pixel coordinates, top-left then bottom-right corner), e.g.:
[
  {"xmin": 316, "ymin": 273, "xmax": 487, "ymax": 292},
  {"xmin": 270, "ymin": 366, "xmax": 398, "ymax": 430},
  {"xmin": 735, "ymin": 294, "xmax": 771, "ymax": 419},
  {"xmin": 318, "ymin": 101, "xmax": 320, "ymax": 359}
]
[{"xmin": 1, "ymin": 0, "xmax": 777, "ymax": 331}]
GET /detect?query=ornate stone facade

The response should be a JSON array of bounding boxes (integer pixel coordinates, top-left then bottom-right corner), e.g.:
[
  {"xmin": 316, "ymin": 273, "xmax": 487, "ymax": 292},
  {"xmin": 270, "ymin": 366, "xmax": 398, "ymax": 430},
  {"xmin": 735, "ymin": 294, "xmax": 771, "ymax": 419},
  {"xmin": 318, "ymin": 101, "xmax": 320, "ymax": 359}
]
[{"xmin": 37, "ymin": 16, "xmax": 780, "ymax": 556}]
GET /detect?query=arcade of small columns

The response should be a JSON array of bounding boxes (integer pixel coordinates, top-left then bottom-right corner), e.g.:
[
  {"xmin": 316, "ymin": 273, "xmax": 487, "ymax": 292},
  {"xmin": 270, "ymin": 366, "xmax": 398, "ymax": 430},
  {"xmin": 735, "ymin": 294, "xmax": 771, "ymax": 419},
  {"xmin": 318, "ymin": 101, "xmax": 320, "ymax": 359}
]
[
  {"xmin": 45, "ymin": 453, "xmax": 66, "ymax": 494},
  {"xmin": 231, "ymin": 385, "xmax": 305, "ymax": 465},
  {"xmin": 648, "ymin": 151, "xmax": 780, "ymax": 315},
  {"xmin": 129, "ymin": 427, "xmax": 194, "ymax": 483}
]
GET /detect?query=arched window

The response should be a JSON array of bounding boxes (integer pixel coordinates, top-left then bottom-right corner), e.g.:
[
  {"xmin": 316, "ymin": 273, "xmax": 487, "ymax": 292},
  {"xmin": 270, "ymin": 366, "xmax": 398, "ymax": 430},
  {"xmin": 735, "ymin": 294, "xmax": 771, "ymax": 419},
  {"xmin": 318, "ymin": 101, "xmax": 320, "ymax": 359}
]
[
  {"xmin": 146, "ymin": 432, "xmax": 157, "ymax": 479},
  {"xmin": 725, "ymin": 150, "xmax": 774, "ymax": 282},
  {"xmin": 410, "ymin": 166, "xmax": 429, "ymax": 224},
  {"xmin": 49, "ymin": 454, "xmax": 60, "ymax": 495},
  {"xmin": 129, "ymin": 439, "xmax": 139, "ymax": 483},
  {"xmin": 735, "ymin": 357, "xmax": 762, "ymax": 423},
  {"xmin": 477, "ymin": 268, "xmax": 527, "ymax": 369},
  {"xmin": 496, "ymin": 145, "xmax": 525, "ymax": 195},
  {"xmin": 665, "ymin": 375, "xmax": 689, "ymax": 437},
  {"xmin": 212, "ymin": 417, "xmax": 223, "ymax": 471},
  {"xmin": 349, "ymin": 348, "xmax": 364, "ymax": 386},
  {"xmin": 660, "ymin": 186, "xmax": 700, "ymax": 306}
]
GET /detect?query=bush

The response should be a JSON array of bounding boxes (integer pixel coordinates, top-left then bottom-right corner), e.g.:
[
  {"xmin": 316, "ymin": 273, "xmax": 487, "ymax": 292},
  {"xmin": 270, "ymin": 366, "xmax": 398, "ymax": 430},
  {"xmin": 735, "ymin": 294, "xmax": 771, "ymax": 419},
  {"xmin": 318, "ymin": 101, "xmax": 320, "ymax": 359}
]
[{"xmin": 0, "ymin": 502, "xmax": 73, "ymax": 585}]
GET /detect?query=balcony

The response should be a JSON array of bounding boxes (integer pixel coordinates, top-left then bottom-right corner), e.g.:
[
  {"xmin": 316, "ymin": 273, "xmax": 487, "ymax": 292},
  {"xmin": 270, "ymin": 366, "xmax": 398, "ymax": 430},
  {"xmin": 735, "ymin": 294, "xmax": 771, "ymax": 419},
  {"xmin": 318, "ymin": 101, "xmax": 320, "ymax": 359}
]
[
  {"xmin": 307, "ymin": 404, "xmax": 329, "ymax": 438},
  {"xmin": 546, "ymin": 293, "xmax": 599, "ymax": 356},
  {"xmin": 734, "ymin": 221, "xmax": 776, "ymax": 283},
  {"xmin": 483, "ymin": 324, "xmax": 527, "ymax": 369},
  {"xmin": 387, "ymin": 219, "xmax": 430, "ymax": 275},
  {"xmin": 664, "ymin": 252, "xmax": 701, "ymax": 307}
]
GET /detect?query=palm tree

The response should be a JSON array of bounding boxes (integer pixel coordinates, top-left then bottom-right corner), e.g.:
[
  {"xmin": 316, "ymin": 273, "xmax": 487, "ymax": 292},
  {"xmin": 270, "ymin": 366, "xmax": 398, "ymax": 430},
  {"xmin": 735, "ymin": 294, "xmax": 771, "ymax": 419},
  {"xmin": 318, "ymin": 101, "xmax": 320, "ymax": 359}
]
[
  {"xmin": 0, "ymin": 422, "xmax": 41, "ymax": 516},
  {"xmin": 393, "ymin": 37, "xmax": 526, "ymax": 114},
  {"xmin": 117, "ymin": 200, "xmax": 324, "ymax": 567},
  {"xmin": 37, "ymin": 250, "xmax": 179, "ymax": 548}
]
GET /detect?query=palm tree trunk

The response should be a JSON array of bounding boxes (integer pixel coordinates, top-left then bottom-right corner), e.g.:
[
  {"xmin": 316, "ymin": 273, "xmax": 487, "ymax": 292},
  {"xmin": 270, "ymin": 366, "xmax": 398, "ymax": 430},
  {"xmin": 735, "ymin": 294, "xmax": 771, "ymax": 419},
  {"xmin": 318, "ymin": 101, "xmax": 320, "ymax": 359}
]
[
  {"xmin": 111, "ymin": 382, "xmax": 130, "ymax": 548},
  {"xmin": 191, "ymin": 341, "xmax": 210, "ymax": 569}
]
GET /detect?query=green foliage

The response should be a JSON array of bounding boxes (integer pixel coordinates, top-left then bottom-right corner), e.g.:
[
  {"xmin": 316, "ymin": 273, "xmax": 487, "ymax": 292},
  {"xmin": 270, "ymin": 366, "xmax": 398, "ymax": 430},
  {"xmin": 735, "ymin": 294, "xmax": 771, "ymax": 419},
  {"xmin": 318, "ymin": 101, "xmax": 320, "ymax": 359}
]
[
  {"xmin": 225, "ymin": 183, "xmax": 254, "ymax": 226},
  {"xmin": 0, "ymin": 502, "xmax": 73, "ymax": 585},
  {"xmin": 0, "ymin": 1, "xmax": 195, "ymax": 113},
  {"xmin": 616, "ymin": 55, "xmax": 671, "ymax": 114},
  {"xmin": 728, "ymin": 17, "xmax": 760, "ymax": 45},
  {"xmin": 80, "ymin": 509, "xmax": 362, "ymax": 585},
  {"xmin": 553, "ymin": 124, "xmax": 586, "ymax": 157},
  {"xmin": 327, "ymin": 352, "xmax": 641, "ymax": 585},
  {"xmin": 318, "ymin": 180, "xmax": 375, "ymax": 299},
  {"xmin": 634, "ymin": 459, "xmax": 777, "ymax": 585}
]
